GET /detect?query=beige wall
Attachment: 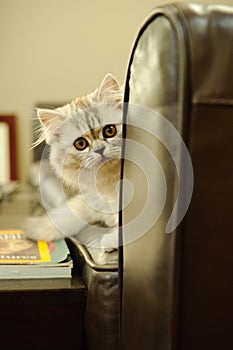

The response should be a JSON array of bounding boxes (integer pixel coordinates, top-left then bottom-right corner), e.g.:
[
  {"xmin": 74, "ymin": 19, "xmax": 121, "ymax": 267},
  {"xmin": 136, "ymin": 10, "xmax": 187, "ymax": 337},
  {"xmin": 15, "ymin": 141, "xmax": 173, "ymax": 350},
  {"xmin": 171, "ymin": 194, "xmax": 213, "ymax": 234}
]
[
  {"xmin": 0, "ymin": 0, "xmax": 232, "ymax": 181},
  {"xmin": 0, "ymin": 0, "xmax": 155, "ymax": 181}
]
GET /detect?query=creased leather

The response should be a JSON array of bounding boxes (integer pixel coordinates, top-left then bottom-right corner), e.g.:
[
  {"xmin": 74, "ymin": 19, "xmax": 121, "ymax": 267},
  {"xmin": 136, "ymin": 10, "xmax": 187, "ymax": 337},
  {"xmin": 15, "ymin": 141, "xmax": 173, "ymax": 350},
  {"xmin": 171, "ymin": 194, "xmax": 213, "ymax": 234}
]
[
  {"xmin": 121, "ymin": 2, "xmax": 233, "ymax": 350},
  {"xmin": 82, "ymin": 264, "xmax": 119, "ymax": 350}
]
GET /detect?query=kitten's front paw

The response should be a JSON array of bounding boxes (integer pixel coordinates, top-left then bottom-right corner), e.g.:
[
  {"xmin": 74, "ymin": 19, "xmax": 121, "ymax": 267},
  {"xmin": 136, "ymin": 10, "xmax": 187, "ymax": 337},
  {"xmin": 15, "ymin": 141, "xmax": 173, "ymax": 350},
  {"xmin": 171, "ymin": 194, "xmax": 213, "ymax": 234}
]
[{"xmin": 23, "ymin": 216, "xmax": 64, "ymax": 242}]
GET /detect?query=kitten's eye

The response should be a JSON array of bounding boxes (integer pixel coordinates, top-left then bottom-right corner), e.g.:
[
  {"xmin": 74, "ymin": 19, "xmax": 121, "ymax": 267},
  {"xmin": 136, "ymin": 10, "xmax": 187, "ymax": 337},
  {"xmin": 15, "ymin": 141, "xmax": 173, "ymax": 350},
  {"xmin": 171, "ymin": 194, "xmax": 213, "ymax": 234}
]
[
  {"xmin": 103, "ymin": 124, "xmax": 117, "ymax": 138},
  {"xmin": 73, "ymin": 137, "xmax": 89, "ymax": 151}
]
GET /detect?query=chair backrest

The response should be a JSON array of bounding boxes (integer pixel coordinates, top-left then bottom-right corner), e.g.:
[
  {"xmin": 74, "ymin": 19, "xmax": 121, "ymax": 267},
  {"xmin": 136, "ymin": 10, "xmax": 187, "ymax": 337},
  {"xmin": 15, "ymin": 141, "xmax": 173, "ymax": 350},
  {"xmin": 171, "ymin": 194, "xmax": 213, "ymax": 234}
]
[{"xmin": 120, "ymin": 2, "xmax": 233, "ymax": 350}]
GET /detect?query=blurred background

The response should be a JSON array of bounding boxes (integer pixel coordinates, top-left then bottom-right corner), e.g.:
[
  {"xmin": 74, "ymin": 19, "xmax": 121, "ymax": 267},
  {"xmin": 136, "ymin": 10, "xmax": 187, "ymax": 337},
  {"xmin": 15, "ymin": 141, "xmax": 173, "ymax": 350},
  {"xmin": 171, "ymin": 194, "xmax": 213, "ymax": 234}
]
[
  {"xmin": 0, "ymin": 0, "xmax": 156, "ymax": 182},
  {"xmin": 0, "ymin": 0, "xmax": 232, "ymax": 182}
]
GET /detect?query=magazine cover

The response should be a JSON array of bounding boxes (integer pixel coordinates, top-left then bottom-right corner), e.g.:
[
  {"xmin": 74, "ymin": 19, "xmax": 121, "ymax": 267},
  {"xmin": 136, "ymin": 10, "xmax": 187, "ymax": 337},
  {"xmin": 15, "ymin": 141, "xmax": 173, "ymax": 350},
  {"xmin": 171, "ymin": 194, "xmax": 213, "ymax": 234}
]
[
  {"xmin": 0, "ymin": 230, "xmax": 51, "ymax": 264},
  {"xmin": 0, "ymin": 230, "xmax": 73, "ymax": 278}
]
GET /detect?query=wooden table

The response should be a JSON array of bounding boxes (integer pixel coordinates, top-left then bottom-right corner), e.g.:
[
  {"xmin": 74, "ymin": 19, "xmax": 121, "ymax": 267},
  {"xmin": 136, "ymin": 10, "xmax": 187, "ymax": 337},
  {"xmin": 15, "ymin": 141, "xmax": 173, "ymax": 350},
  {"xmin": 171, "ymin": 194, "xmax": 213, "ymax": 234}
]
[{"xmin": 0, "ymin": 184, "xmax": 87, "ymax": 350}]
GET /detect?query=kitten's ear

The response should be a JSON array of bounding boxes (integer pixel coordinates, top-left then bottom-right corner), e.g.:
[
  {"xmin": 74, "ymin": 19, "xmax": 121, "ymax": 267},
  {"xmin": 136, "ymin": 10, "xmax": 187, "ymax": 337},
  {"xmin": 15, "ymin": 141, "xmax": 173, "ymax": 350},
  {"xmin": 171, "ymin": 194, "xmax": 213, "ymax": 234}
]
[
  {"xmin": 37, "ymin": 108, "xmax": 65, "ymax": 128},
  {"xmin": 36, "ymin": 108, "xmax": 66, "ymax": 144},
  {"xmin": 96, "ymin": 74, "xmax": 122, "ymax": 102}
]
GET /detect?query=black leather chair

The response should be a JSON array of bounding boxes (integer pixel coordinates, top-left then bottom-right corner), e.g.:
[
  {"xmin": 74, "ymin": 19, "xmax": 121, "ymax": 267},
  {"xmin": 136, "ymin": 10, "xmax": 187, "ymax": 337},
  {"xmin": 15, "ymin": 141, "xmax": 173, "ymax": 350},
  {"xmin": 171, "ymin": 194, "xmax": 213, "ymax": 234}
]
[
  {"xmin": 120, "ymin": 2, "xmax": 233, "ymax": 350},
  {"xmin": 70, "ymin": 2, "xmax": 233, "ymax": 349}
]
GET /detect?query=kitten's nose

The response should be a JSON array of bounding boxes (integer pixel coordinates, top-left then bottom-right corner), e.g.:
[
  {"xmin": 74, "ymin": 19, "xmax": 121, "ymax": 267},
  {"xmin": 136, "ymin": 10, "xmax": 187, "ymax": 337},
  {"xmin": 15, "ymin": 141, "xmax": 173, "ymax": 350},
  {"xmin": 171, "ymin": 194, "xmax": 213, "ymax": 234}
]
[{"xmin": 95, "ymin": 146, "xmax": 105, "ymax": 156}]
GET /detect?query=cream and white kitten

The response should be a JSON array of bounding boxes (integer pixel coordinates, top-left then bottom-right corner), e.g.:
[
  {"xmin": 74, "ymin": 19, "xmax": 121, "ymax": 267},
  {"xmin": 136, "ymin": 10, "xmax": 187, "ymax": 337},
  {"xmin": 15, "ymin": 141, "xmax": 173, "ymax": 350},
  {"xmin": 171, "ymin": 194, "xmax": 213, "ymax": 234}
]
[{"xmin": 24, "ymin": 74, "xmax": 122, "ymax": 249}]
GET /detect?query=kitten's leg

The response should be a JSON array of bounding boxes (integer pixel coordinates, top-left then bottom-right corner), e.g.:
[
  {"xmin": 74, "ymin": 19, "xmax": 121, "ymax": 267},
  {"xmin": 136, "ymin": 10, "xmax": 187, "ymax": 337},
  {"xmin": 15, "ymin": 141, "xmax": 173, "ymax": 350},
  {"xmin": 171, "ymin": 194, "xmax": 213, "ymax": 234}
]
[
  {"xmin": 24, "ymin": 195, "xmax": 87, "ymax": 241},
  {"xmin": 23, "ymin": 215, "xmax": 65, "ymax": 241},
  {"xmin": 24, "ymin": 194, "xmax": 118, "ymax": 241}
]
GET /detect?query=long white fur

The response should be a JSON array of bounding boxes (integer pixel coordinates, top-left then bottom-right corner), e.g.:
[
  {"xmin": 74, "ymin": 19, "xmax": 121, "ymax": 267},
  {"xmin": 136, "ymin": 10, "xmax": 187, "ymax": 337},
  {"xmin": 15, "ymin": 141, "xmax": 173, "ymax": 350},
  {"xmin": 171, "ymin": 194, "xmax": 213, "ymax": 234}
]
[{"xmin": 24, "ymin": 74, "xmax": 123, "ymax": 250}]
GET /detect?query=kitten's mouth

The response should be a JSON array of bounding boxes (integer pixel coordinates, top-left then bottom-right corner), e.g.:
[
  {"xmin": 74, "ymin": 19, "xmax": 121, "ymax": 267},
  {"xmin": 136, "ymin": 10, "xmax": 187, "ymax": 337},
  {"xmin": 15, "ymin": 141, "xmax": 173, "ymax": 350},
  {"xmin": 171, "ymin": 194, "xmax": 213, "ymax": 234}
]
[
  {"xmin": 101, "ymin": 154, "xmax": 118, "ymax": 162},
  {"xmin": 98, "ymin": 155, "xmax": 109, "ymax": 164},
  {"xmin": 100, "ymin": 155, "xmax": 107, "ymax": 162},
  {"xmin": 97, "ymin": 154, "xmax": 118, "ymax": 166}
]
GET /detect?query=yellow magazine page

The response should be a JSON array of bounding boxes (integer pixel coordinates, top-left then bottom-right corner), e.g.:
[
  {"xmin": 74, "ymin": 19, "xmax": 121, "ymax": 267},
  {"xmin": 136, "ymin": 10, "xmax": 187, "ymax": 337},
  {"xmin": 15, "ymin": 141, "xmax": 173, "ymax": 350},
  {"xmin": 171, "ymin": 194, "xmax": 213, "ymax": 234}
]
[{"xmin": 0, "ymin": 230, "xmax": 51, "ymax": 264}]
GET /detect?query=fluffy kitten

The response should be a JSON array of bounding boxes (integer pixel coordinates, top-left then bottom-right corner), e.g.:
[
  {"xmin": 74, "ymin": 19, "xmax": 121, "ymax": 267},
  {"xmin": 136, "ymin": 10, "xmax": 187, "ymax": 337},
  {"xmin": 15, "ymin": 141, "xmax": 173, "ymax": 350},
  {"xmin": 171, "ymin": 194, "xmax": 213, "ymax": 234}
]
[{"xmin": 24, "ymin": 74, "xmax": 122, "ymax": 248}]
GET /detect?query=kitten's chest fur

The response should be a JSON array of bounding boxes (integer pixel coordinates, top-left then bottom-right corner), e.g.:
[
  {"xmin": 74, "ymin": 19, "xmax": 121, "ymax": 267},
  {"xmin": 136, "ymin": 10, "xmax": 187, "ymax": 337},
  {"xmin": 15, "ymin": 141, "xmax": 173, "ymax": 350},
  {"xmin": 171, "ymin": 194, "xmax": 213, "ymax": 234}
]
[
  {"xmin": 95, "ymin": 159, "xmax": 120, "ymax": 202},
  {"xmin": 78, "ymin": 159, "xmax": 120, "ymax": 201}
]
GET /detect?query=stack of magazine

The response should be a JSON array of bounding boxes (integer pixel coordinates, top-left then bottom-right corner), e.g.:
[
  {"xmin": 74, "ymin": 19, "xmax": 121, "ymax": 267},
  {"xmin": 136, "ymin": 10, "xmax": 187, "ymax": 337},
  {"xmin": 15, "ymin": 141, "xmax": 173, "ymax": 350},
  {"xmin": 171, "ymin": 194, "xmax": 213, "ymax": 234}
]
[{"xmin": 0, "ymin": 230, "xmax": 73, "ymax": 279}]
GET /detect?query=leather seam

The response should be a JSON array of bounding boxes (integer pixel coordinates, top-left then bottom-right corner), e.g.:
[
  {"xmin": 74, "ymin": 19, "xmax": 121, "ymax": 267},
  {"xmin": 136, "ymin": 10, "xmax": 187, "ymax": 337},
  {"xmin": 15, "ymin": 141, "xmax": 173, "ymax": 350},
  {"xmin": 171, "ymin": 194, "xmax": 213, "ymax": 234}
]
[{"xmin": 192, "ymin": 97, "xmax": 233, "ymax": 106}]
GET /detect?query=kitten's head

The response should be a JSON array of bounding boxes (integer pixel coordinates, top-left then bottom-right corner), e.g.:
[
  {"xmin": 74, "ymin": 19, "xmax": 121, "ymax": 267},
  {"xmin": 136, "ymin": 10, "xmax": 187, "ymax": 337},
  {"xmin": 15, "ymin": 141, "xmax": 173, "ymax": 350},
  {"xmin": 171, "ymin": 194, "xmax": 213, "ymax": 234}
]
[{"xmin": 36, "ymin": 74, "xmax": 123, "ymax": 195}]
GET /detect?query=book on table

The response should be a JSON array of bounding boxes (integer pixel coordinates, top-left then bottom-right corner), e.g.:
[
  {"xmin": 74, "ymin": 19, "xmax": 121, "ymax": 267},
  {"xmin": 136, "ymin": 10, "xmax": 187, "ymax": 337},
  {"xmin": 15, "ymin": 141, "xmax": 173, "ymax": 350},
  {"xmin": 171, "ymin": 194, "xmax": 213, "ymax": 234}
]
[{"xmin": 0, "ymin": 230, "xmax": 73, "ymax": 279}]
